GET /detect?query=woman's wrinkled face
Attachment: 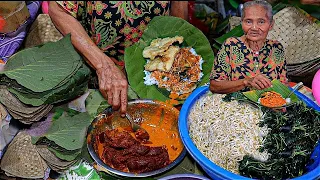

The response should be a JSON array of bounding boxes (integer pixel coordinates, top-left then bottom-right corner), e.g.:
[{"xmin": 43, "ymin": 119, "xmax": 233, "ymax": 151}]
[{"xmin": 242, "ymin": 5, "xmax": 273, "ymax": 42}]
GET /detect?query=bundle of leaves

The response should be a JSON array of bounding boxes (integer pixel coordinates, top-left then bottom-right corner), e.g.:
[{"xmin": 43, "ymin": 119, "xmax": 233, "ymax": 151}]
[
  {"xmin": 225, "ymin": 93, "xmax": 320, "ymax": 179},
  {"xmin": 0, "ymin": 85, "xmax": 53, "ymax": 124},
  {"xmin": 30, "ymin": 108, "xmax": 92, "ymax": 172},
  {"xmin": 0, "ymin": 34, "xmax": 91, "ymax": 106}
]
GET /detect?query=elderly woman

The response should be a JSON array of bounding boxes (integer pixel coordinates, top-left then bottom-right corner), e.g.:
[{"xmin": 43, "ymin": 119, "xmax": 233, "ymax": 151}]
[{"xmin": 210, "ymin": 0, "xmax": 288, "ymax": 94}]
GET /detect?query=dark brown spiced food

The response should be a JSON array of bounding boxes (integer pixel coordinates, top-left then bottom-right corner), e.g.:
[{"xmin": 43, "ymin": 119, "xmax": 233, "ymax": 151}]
[{"xmin": 95, "ymin": 129, "xmax": 171, "ymax": 173}]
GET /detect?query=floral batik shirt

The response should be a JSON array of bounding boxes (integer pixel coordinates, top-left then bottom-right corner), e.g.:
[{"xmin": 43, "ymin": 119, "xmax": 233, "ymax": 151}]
[
  {"xmin": 210, "ymin": 37, "xmax": 288, "ymax": 91},
  {"xmin": 57, "ymin": 1, "xmax": 170, "ymax": 68}
]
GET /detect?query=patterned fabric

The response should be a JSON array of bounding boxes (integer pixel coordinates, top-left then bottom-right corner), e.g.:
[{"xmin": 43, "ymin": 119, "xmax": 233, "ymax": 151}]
[
  {"xmin": 0, "ymin": 2, "xmax": 41, "ymax": 63},
  {"xmin": 57, "ymin": 1, "xmax": 171, "ymax": 68},
  {"xmin": 210, "ymin": 37, "xmax": 288, "ymax": 91}
]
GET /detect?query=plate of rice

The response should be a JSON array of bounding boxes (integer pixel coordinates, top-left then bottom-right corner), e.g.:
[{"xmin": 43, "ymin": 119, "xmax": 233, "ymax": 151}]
[{"xmin": 124, "ymin": 16, "xmax": 214, "ymax": 104}]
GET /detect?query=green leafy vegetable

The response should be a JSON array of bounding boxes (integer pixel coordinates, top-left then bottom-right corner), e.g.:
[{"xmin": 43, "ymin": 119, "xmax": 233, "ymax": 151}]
[
  {"xmin": 228, "ymin": 0, "xmax": 240, "ymax": 9},
  {"xmin": 125, "ymin": 16, "xmax": 214, "ymax": 103},
  {"xmin": 239, "ymin": 101, "xmax": 320, "ymax": 179}
]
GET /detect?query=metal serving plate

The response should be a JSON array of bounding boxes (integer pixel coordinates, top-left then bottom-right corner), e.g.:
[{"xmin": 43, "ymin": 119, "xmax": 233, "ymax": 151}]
[{"xmin": 86, "ymin": 99, "xmax": 187, "ymax": 178}]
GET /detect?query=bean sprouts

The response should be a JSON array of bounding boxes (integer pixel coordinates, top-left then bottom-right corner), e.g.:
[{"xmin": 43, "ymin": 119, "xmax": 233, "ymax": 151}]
[{"xmin": 188, "ymin": 92, "xmax": 270, "ymax": 174}]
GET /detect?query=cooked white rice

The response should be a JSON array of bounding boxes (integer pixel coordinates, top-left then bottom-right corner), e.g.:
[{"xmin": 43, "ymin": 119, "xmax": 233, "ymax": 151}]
[
  {"xmin": 188, "ymin": 92, "xmax": 270, "ymax": 174},
  {"xmin": 143, "ymin": 61, "xmax": 158, "ymax": 86}
]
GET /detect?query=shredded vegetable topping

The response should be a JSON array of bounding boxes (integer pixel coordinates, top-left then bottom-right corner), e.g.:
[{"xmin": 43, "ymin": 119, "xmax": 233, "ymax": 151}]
[
  {"xmin": 259, "ymin": 91, "xmax": 286, "ymax": 108},
  {"xmin": 188, "ymin": 92, "xmax": 270, "ymax": 174}
]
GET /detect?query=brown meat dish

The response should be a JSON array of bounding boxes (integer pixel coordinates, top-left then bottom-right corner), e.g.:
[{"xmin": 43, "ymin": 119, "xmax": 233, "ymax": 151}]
[
  {"xmin": 134, "ymin": 128, "xmax": 150, "ymax": 141},
  {"xmin": 95, "ymin": 129, "xmax": 171, "ymax": 173}
]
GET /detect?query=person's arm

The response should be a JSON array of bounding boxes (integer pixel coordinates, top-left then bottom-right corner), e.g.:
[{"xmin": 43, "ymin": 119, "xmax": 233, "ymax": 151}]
[
  {"xmin": 210, "ymin": 74, "xmax": 272, "ymax": 94},
  {"xmin": 210, "ymin": 79, "xmax": 247, "ymax": 94},
  {"xmin": 170, "ymin": 1, "xmax": 188, "ymax": 20},
  {"xmin": 300, "ymin": 0, "xmax": 320, "ymax": 6},
  {"xmin": 49, "ymin": 2, "xmax": 128, "ymax": 116}
]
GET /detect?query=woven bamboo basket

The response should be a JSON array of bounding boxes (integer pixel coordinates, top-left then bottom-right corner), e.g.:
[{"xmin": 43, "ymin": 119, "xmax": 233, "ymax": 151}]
[
  {"xmin": 0, "ymin": 103, "xmax": 7, "ymax": 120},
  {"xmin": 229, "ymin": 16, "xmax": 242, "ymax": 30},
  {"xmin": 24, "ymin": 14, "xmax": 63, "ymax": 48},
  {"xmin": 0, "ymin": 131, "xmax": 48, "ymax": 179},
  {"xmin": 36, "ymin": 145, "xmax": 78, "ymax": 172},
  {"xmin": 267, "ymin": 6, "xmax": 320, "ymax": 65}
]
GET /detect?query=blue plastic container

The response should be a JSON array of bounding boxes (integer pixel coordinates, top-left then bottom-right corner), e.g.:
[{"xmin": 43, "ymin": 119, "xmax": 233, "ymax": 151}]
[
  {"xmin": 158, "ymin": 174, "xmax": 211, "ymax": 180},
  {"xmin": 179, "ymin": 86, "xmax": 320, "ymax": 180}
]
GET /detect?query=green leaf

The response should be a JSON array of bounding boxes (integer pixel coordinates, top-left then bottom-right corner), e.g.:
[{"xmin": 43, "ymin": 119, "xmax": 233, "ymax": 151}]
[
  {"xmin": 85, "ymin": 86, "xmax": 138, "ymax": 118},
  {"xmin": 213, "ymin": 43, "xmax": 222, "ymax": 50},
  {"xmin": 128, "ymin": 85, "xmax": 139, "ymax": 100},
  {"xmin": 7, "ymin": 64, "xmax": 90, "ymax": 106},
  {"xmin": 31, "ymin": 136, "xmax": 42, "ymax": 144},
  {"xmin": 215, "ymin": 16, "xmax": 230, "ymax": 34},
  {"xmin": 243, "ymin": 79, "xmax": 299, "ymax": 107},
  {"xmin": 214, "ymin": 25, "xmax": 243, "ymax": 45},
  {"xmin": 279, "ymin": 0, "xmax": 320, "ymax": 19},
  {"xmin": 2, "ymin": 34, "xmax": 82, "ymax": 92},
  {"xmin": 48, "ymin": 146, "xmax": 81, "ymax": 161},
  {"xmin": 228, "ymin": 0, "xmax": 240, "ymax": 9},
  {"xmin": 125, "ymin": 16, "xmax": 214, "ymax": 103},
  {"xmin": 96, "ymin": 101, "xmax": 111, "ymax": 115},
  {"xmin": 33, "ymin": 136, "xmax": 82, "ymax": 161},
  {"xmin": 85, "ymin": 89, "xmax": 108, "ymax": 118},
  {"xmin": 45, "ymin": 112, "xmax": 92, "ymax": 151}
]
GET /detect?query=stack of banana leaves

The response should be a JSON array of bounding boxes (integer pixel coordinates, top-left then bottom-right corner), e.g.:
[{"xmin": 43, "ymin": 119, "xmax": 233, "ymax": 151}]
[
  {"xmin": 30, "ymin": 108, "xmax": 92, "ymax": 173},
  {"xmin": 0, "ymin": 34, "xmax": 91, "ymax": 124},
  {"xmin": 0, "ymin": 86, "xmax": 53, "ymax": 124},
  {"xmin": 0, "ymin": 34, "xmax": 97, "ymax": 178}
]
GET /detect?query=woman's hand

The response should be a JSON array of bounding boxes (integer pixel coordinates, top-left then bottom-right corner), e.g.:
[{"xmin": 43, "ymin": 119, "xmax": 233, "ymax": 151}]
[
  {"xmin": 244, "ymin": 74, "xmax": 272, "ymax": 90},
  {"xmin": 96, "ymin": 57, "xmax": 128, "ymax": 117},
  {"xmin": 49, "ymin": 2, "xmax": 129, "ymax": 116}
]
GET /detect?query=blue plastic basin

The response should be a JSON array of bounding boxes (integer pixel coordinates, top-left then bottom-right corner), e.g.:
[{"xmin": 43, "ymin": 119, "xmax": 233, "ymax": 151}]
[
  {"xmin": 158, "ymin": 174, "xmax": 211, "ymax": 180},
  {"xmin": 179, "ymin": 86, "xmax": 320, "ymax": 180}
]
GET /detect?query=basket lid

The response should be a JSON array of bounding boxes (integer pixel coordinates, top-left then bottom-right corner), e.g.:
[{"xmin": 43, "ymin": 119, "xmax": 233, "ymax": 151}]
[
  {"xmin": 267, "ymin": 7, "xmax": 320, "ymax": 65},
  {"xmin": 0, "ymin": 131, "xmax": 48, "ymax": 179}
]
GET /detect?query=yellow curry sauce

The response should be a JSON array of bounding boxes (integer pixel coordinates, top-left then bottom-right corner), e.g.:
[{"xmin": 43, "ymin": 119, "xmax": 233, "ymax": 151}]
[{"xmin": 138, "ymin": 108, "xmax": 183, "ymax": 161}]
